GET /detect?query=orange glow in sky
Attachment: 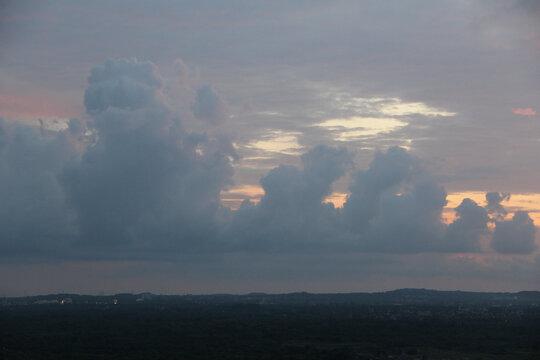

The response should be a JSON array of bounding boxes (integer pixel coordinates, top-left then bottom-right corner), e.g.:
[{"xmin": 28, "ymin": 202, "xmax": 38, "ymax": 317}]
[{"xmin": 221, "ymin": 188, "xmax": 540, "ymax": 225}]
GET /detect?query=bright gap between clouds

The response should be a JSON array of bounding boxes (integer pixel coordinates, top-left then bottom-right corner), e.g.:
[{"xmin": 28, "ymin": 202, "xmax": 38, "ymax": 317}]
[
  {"xmin": 315, "ymin": 95, "xmax": 456, "ymax": 142},
  {"xmin": 221, "ymin": 185, "xmax": 264, "ymax": 209},
  {"xmin": 444, "ymin": 191, "xmax": 540, "ymax": 225},
  {"xmin": 221, "ymin": 187, "xmax": 540, "ymax": 225},
  {"xmin": 378, "ymin": 99, "xmax": 456, "ymax": 117},
  {"xmin": 316, "ymin": 117, "xmax": 407, "ymax": 141},
  {"xmin": 244, "ymin": 130, "xmax": 303, "ymax": 156},
  {"xmin": 335, "ymin": 95, "xmax": 457, "ymax": 117}
]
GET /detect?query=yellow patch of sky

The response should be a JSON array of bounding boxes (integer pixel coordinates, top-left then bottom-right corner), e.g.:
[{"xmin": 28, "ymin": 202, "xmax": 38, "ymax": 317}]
[
  {"xmin": 316, "ymin": 97, "xmax": 455, "ymax": 142},
  {"xmin": 221, "ymin": 185, "xmax": 264, "ymax": 210},
  {"xmin": 328, "ymin": 93, "xmax": 456, "ymax": 117},
  {"xmin": 377, "ymin": 99, "xmax": 456, "ymax": 117},
  {"xmin": 245, "ymin": 130, "xmax": 303, "ymax": 156},
  {"xmin": 323, "ymin": 192, "xmax": 348, "ymax": 208},
  {"xmin": 316, "ymin": 116, "xmax": 407, "ymax": 141}
]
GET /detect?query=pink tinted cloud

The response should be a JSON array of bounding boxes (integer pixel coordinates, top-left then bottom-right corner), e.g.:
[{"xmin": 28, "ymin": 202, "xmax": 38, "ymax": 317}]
[{"xmin": 512, "ymin": 108, "xmax": 536, "ymax": 116}]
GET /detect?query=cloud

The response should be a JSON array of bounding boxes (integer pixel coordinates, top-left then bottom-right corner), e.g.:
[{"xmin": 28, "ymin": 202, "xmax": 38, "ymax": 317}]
[
  {"xmin": 0, "ymin": 59, "xmax": 237, "ymax": 261},
  {"xmin": 224, "ymin": 145, "xmax": 352, "ymax": 251},
  {"xmin": 61, "ymin": 59, "xmax": 235, "ymax": 256},
  {"xmin": 226, "ymin": 146, "xmax": 489, "ymax": 255},
  {"xmin": 344, "ymin": 146, "xmax": 422, "ymax": 232},
  {"xmin": 1, "ymin": 0, "xmax": 539, "ymax": 292},
  {"xmin": 343, "ymin": 147, "xmax": 449, "ymax": 253},
  {"xmin": 512, "ymin": 108, "xmax": 536, "ymax": 116},
  {"xmin": 0, "ymin": 117, "xmax": 78, "ymax": 257},
  {"xmin": 191, "ymin": 85, "xmax": 227, "ymax": 125},
  {"xmin": 0, "ymin": 58, "xmax": 537, "ymax": 266},
  {"xmin": 443, "ymin": 198, "xmax": 488, "ymax": 252},
  {"xmin": 492, "ymin": 211, "xmax": 537, "ymax": 254},
  {"xmin": 223, "ymin": 144, "xmax": 536, "ymax": 256},
  {"xmin": 84, "ymin": 58, "xmax": 162, "ymax": 114}
]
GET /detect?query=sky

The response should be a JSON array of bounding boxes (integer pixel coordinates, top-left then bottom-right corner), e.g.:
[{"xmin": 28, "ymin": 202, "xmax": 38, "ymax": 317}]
[{"xmin": 0, "ymin": 0, "xmax": 539, "ymax": 296}]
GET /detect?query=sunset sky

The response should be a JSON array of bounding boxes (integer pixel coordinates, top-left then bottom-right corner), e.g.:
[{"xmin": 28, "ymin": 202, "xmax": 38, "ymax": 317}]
[{"xmin": 0, "ymin": 0, "xmax": 539, "ymax": 296}]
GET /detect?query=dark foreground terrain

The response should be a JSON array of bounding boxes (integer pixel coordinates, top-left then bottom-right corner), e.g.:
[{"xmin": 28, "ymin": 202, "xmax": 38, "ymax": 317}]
[{"xmin": 1, "ymin": 289, "xmax": 539, "ymax": 359}]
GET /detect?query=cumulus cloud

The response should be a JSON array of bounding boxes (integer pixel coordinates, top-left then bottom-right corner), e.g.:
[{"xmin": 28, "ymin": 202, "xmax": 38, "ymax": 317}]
[
  {"xmin": 84, "ymin": 58, "xmax": 162, "ymax": 113},
  {"xmin": 224, "ymin": 145, "xmax": 352, "ymax": 251},
  {"xmin": 225, "ymin": 146, "xmax": 500, "ymax": 255},
  {"xmin": 342, "ymin": 147, "xmax": 448, "ymax": 252},
  {"xmin": 0, "ymin": 58, "xmax": 537, "ymax": 265},
  {"xmin": 492, "ymin": 211, "xmax": 537, "ymax": 254},
  {"xmin": 344, "ymin": 147, "xmax": 421, "ymax": 232},
  {"xmin": 0, "ymin": 59, "xmax": 237, "ymax": 260},
  {"xmin": 225, "ymin": 145, "xmax": 536, "ymax": 256},
  {"xmin": 191, "ymin": 85, "xmax": 227, "ymax": 125},
  {"xmin": 443, "ymin": 198, "xmax": 488, "ymax": 252},
  {"xmin": 62, "ymin": 59, "xmax": 235, "ymax": 255}
]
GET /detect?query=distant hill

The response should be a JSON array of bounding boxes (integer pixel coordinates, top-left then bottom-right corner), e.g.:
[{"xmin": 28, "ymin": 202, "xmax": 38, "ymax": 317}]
[{"xmin": 3, "ymin": 288, "xmax": 540, "ymax": 306}]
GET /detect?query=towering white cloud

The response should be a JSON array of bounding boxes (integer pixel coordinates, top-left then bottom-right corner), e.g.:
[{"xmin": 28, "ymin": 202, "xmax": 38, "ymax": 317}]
[{"xmin": 62, "ymin": 59, "xmax": 235, "ymax": 256}]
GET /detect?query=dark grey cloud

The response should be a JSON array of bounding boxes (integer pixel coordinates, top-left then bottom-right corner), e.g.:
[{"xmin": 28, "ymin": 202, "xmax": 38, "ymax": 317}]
[
  {"xmin": 225, "ymin": 145, "xmax": 529, "ymax": 255},
  {"xmin": 62, "ymin": 59, "xmax": 235, "ymax": 256},
  {"xmin": 343, "ymin": 147, "xmax": 447, "ymax": 252},
  {"xmin": 0, "ymin": 59, "xmax": 238, "ymax": 261},
  {"xmin": 443, "ymin": 199, "xmax": 488, "ymax": 253},
  {"xmin": 0, "ymin": 117, "xmax": 78, "ymax": 257},
  {"xmin": 224, "ymin": 145, "xmax": 352, "ymax": 251},
  {"xmin": 191, "ymin": 85, "xmax": 227, "ymax": 125},
  {"xmin": 492, "ymin": 211, "xmax": 537, "ymax": 254},
  {"xmin": 0, "ymin": 55, "xmax": 536, "ymax": 261},
  {"xmin": 344, "ymin": 147, "xmax": 422, "ymax": 232},
  {"xmin": 84, "ymin": 58, "xmax": 162, "ymax": 113}
]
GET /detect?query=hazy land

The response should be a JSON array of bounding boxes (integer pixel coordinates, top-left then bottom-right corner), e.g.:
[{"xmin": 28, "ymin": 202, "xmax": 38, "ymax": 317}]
[{"xmin": 1, "ymin": 289, "xmax": 539, "ymax": 359}]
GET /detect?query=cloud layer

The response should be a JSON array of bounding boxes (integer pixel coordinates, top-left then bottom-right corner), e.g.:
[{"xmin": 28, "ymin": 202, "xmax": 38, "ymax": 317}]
[{"xmin": 0, "ymin": 59, "xmax": 536, "ymax": 264}]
